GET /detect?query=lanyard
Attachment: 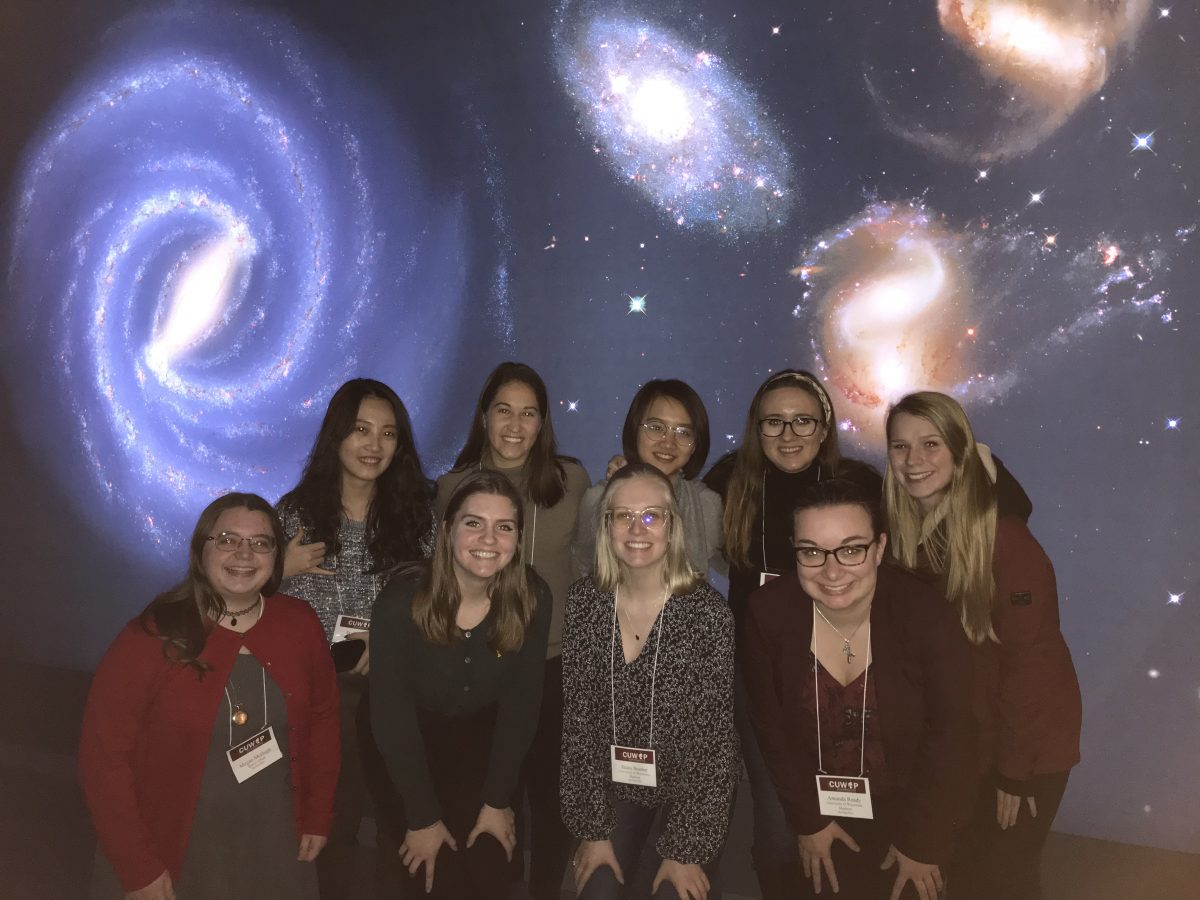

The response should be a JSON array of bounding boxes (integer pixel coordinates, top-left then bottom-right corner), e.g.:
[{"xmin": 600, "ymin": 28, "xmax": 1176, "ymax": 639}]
[
  {"xmin": 812, "ymin": 604, "xmax": 870, "ymax": 778},
  {"xmin": 224, "ymin": 664, "xmax": 269, "ymax": 748},
  {"xmin": 610, "ymin": 588, "xmax": 668, "ymax": 749}
]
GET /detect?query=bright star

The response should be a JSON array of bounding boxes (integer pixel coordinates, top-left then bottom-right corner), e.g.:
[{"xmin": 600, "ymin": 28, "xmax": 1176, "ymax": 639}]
[
  {"xmin": 976, "ymin": 169, "xmax": 989, "ymax": 181},
  {"xmin": 1130, "ymin": 131, "xmax": 1156, "ymax": 154},
  {"xmin": 1043, "ymin": 232, "xmax": 1058, "ymax": 247},
  {"xmin": 1028, "ymin": 190, "xmax": 1045, "ymax": 206},
  {"xmin": 627, "ymin": 294, "xmax": 648, "ymax": 314},
  {"xmin": 566, "ymin": 400, "xmax": 580, "ymax": 412},
  {"xmin": 1159, "ymin": 7, "xmax": 1171, "ymax": 19},
  {"xmin": 1167, "ymin": 592, "xmax": 1183, "ymax": 605},
  {"xmin": 771, "ymin": 25, "xmax": 781, "ymax": 35},
  {"xmin": 1165, "ymin": 417, "xmax": 1180, "ymax": 430}
]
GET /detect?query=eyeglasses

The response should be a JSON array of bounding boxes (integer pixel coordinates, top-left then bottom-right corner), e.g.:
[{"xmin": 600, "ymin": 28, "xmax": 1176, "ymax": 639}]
[
  {"xmin": 793, "ymin": 540, "xmax": 876, "ymax": 567},
  {"xmin": 606, "ymin": 507, "xmax": 671, "ymax": 530},
  {"xmin": 207, "ymin": 532, "xmax": 277, "ymax": 554},
  {"xmin": 759, "ymin": 415, "xmax": 823, "ymax": 438},
  {"xmin": 641, "ymin": 420, "xmax": 695, "ymax": 447}
]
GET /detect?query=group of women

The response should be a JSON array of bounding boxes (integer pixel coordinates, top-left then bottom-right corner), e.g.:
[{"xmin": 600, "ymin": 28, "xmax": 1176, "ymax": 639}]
[{"xmin": 80, "ymin": 361, "xmax": 1081, "ymax": 900}]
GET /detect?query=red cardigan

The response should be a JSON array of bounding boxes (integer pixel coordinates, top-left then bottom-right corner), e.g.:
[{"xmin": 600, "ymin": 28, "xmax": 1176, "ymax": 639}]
[
  {"xmin": 78, "ymin": 594, "xmax": 340, "ymax": 892},
  {"xmin": 978, "ymin": 516, "xmax": 1082, "ymax": 792},
  {"xmin": 741, "ymin": 565, "xmax": 977, "ymax": 866}
]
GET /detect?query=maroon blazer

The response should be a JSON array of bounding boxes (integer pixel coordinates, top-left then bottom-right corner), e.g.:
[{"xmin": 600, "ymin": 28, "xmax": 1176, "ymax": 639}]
[
  {"xmin": 740, "ymin": 564, "xmax": 976, "ymax": 866},
  {"xmin": 79, "ymin": 594, "xmax": 340, "ymax": 892}
]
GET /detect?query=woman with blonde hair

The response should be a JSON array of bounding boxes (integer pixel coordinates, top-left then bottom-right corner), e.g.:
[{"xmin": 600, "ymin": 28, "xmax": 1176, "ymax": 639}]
[
  {"xmin": 561, "ymin": 463, "xmax": 738, "ymax": 899},
  {"xmin": 370, "ymin": 471, "xmax": 552, "ymax": 898},
  {"xmin": 884, "ymin": 391, "xmax": 1081, "ymax": 900}
]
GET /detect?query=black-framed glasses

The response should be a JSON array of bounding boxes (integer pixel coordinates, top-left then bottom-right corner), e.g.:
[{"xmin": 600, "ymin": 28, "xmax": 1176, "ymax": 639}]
[
  {"xmin": 207, "ymin": 532, "xmax": 277, "ymax": 554},
  {"xmin": 759, "ymin": 415, "xmax": 822, "ymax": 438},
  {"xmin": 641, "ymin": 420, "xmax": 695, "ymax": 447},
  {"xmin": 793, "ymin": 540, "xmax": 875, "ymax": 567},
  {"xmin": 606, "ymin": 507, "xmax": 671, "ymax": 530}
]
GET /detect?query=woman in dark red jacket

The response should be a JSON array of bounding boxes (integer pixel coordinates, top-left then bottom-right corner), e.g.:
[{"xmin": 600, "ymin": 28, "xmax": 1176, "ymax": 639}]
[
  {"xmin": 741, "ymin": 479, "xmax": 976, "ymax": 899},
  {"xmin": 884, "ymin": 392, "xmax": 1082, "ymax": 900},
  {"xmin": 79, "ymin": 493, "xmax": 340, "ymax": 900}
]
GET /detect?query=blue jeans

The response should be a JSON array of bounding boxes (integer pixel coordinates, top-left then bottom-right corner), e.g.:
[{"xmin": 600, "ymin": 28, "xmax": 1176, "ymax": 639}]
[{"xmin": 577, "ymin": 800, "xmax": 720, "ymax": 899}]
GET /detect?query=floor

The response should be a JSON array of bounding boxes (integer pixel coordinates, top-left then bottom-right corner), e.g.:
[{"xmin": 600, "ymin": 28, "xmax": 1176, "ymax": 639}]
[{"xmin": 4, "ymin": 662, "xmax": 1197, "ymax": 899}]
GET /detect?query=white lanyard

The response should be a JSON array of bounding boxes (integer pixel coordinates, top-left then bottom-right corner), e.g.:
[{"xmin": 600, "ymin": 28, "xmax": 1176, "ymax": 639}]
[
  {"xmin": 812, "ymin": 604, "xmax": 870, "ymax": 778},
  {"xmin": 610, "ymin": 588, "xmax": 668, "ymax": 748},
  {"xmin": 224, "ymin": 664, "xmax": 269, "ymax": 748},
  {"xmin": 527, "ymin": 504, "xmax": 537, "ymax": 569}
]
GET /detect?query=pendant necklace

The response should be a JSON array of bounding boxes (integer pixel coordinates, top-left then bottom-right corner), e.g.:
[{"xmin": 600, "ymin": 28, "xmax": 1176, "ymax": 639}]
[
  {"xmin": 225, "ymin": 681, "xmax": 249, "ymax": 726},
  {"xmin": 813, "ymin": 604, "xmax": 867, "ymax": 664},
  {"xmin": 222, "ymin": 594, "xmax": 262, "ymax": 628}
]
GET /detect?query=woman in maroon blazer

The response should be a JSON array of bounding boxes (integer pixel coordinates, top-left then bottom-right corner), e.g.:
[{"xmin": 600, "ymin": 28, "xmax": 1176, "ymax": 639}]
[
  {"xmin": 740, "ymin": 479, "xmax": 975, "ymax": 899},
  {"xmin": 79, "ymin": 493, "xmax": 340, "ymax": 900}
]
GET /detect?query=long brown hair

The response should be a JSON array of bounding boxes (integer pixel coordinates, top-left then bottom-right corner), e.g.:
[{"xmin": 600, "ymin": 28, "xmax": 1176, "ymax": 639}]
[
  {"xmin": 411, "ymin": 471, "xmax": 538, "ymax": 653},
  {"xmin": 140, "ymin": 493, "xmax": 286, "ymax": 674},
  {"xmin": 722, "ymin": 370, "xmax": 844, "ymax": 568},
  {"xmin": 883, "ymin": 392, "xmax": 997, "ymax": 644},
  {"xmin": 449, "ymin": 362, "xmax": 577, "ymax": 507}
]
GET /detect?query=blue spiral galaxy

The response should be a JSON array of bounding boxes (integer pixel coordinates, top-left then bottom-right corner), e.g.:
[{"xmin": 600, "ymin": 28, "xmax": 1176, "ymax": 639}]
[
  {"xmin": 4, "ymin": 6, "xmax": 505, "ymax": 555},
  {"xmin": 555, "ymin": 6, "xmax": 794, "ymax": 237}
]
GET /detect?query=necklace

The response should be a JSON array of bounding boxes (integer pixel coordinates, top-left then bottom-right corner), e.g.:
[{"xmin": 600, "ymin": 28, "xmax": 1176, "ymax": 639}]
[
  {"xmin": 813, "ymin": 603, "xmax": 868, "ymax": 664},
  {"xmin": 222, "ymin": 594, "xmax": 262, "ymax": 628},
  {"xmin": 617, "ymin": 588, "xmax": 668, "ymax": 641}
]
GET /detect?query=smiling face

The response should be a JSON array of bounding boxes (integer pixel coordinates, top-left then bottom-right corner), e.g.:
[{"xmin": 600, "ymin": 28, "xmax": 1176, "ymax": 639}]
[
  {"xmin": 338, "ymin": 395, "xmax": 399, "ymax": 489},
  {"xmin": 448, "ymin": 492, "xmax": 520, "ymax": 592},
  {"xmin": 203, "ymin": 506, "xmax": 277, "ymax": 608},
  {"xmin": 607, "ymin": 475, "xmax": 672, "ymax": 574},
  {"xmin": 793, "ymin": 503, "xmax": 885, "ymax": 619},
  {"xmin": 887, "ymin": 411, "xmax": 956, "ymax": 512},
  {"xmin": 635, "ymin": 395, "xmax": 696, "ymax": 479},
  {"xmin": 484, "ymin": 380, "xmax": 542, "ymax": 469},
  {"xmin": 758, "ymin": 385, "xmax": 830, "ymax": 474}
]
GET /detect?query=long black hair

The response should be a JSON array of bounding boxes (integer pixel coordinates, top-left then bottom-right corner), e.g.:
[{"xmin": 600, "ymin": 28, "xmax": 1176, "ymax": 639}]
[{"xmin": 279, "ymin": 378, "xmax": 433, "ymax": 570}]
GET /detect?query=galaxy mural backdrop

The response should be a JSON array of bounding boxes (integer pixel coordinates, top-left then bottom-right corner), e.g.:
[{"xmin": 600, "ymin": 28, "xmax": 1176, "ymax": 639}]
[{"xmin": 1, "ymin": 0, "xmax": 1196, "ymax": 855}]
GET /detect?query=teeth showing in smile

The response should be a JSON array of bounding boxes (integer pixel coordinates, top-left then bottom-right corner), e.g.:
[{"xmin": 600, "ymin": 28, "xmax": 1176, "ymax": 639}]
[
  {"xmin": 625, "ymin": 541, "xmax": 652, "ymax": 550},
  {"xmin": 906, "ymin": 472, "xmax": 933, "ymax": 482},
  {"xmin": 225, "ymin": 566, "xmax": 256, "ymax": 576},
  {"xmin": 820, "ymin": 583, "xmax": 850, "ymax": 595},
  {"xmin": 471, "ymin": 550, "xmax": 499, "ymax": 559}
]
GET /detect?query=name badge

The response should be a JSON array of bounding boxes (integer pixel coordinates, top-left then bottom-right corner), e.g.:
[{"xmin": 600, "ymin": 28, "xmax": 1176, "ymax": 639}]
[
  {"xmin": 611, "ymin": 745, "xmax": 657, "ymax": 787},
  {"xmin": 227, "ymin": 726, "xmax": 283, "ymax": 783},
  {"xmin": 759, "ymin": 572, "xmax": 779, "ymax": 587},
  {"xmin": 816, "ymin": 775, "xmax": 873, "ymax": 819},
  {"xmin": 333, "ymin": 614, "xmax": 370, "ymax": 643}
]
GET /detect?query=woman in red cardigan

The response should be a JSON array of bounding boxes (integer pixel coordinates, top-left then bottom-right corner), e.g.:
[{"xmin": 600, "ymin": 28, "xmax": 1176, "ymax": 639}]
[
  {"xmin": 79, "ymin": 493, "xmax": 340, "ymax": 900},
  {"xmin": 884, "ymin": 392, "xmax": 1082, "ymax": 900}
]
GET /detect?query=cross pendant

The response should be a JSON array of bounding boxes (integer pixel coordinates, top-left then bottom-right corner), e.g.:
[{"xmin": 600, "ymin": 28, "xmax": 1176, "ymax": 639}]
[{"xmin": 842, "ymin": 639, "xmax": 855, "ymax": 663}]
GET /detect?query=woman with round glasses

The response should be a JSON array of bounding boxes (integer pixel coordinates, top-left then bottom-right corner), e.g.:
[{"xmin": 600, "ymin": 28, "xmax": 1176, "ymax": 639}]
[
  {"xmin": 80, "ymin": 493, "xmax": 340, "ymax": 900},
  {"xmin": 741, "ymin": 479, "xmax": 975, "ymax": 899},
  {"xmin": 573, "ymin": 379, "xmax": 723, "ymax": 577},
  {"xmin": 438, "ymin": 362, "xmax": 589, "ymax": 900},
  {"xmin": 370, "ymin": 471, "xmax": 552, "ymax": 899},
  {"xmin": 561, "ymin": 463, "xmax": 738, "ymax": 900},
  {"xmin": 277, "ymin": 378, "xmax": 434, "ymax": 898},
  {"xmin": 702, "ymin": 369, "xmax": 880, "ymax": 899},
  {"xmin": 883, "ymin": 392, "xmax": 1080, "ymax": 900}
]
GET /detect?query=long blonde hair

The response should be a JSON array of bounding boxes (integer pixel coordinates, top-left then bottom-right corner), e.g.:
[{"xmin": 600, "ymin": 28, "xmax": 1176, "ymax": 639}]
[
  {"xmin": 593, "ymin": 463, "xmax": 702, "ymax": 596},
  {"xmin": 883, "ymin": 392, "xmax": 997, "ymax": 644},
  {"xmin": 722, "ymin": 370, "xmax": 843, "ymax": 568}
]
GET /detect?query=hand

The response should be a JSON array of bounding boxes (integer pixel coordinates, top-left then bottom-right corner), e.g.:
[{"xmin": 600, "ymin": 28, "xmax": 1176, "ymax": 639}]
[
  {"xmin": 399, "ymin": 821, "xmax": 458, "ymax": 893},
  {"xmin": 283, "ymin": 528, "xmax": 332, "ymax": 578},
  {"xmin": 297, "ymin": 833, "xmax": 327, "ymax": 862},
  {"xmin": 573, "ymin": 838, "xmax": 624, "ymax": 893},
  {"xmin": 996, "ymin": 788, "xmax": 1037, "ymax": 830},
  {"xmin": 125, "ymin": 870, "xmax": 175, "ymax": 900},
  {"xmin": 880, "ymin": 845, "xmax": 943, "ymax": 900},
  {"xmin": 798, "ymin": 821, "xmax": 860, "ymax": 894},
  {"xmin": 605, "ymin": 455, "xmax": 628, "ymax": 479},
  {"xmin": 347, "ymin": 632, "xmax": 371, "ymax": 676},
  {"xmin": 652, "ymin": 859, "xmax": 710, "ymax": 900},
  {"xmin": 466, "ymin": 804, "xmax": 516, "ymax": 861}
]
